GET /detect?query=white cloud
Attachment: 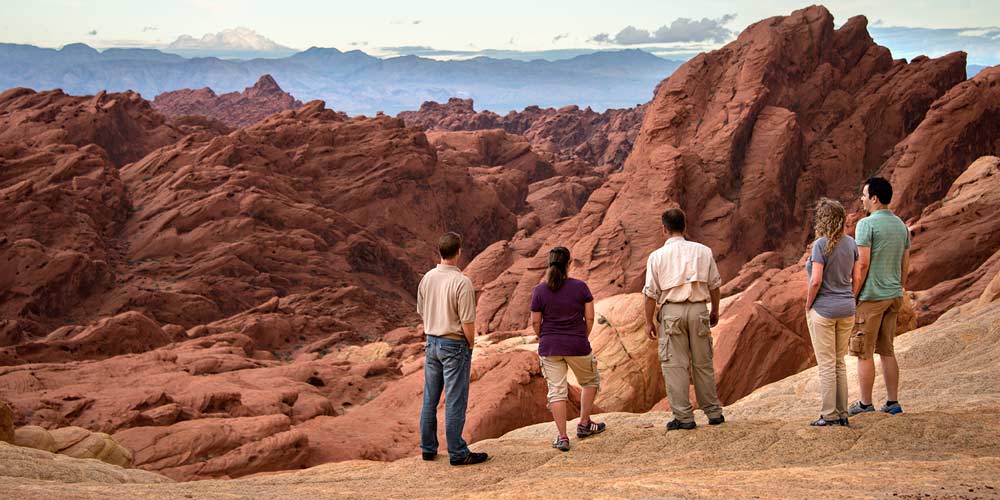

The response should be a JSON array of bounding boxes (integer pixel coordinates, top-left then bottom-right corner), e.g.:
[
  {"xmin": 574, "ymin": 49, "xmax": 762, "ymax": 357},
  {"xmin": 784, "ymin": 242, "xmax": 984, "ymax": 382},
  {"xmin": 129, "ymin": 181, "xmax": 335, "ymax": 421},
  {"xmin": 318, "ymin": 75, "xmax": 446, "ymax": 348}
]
[
  {"xmin": 592, "ymin": 14, "xmax": 737, "ymax": 45},
  {"xmin": 871, "ymin": 25, "xmax": 1000, "ymax": 65},
  {"xmin": 167, "ymin": 27, "xmax": 292, "ymax": 52}
]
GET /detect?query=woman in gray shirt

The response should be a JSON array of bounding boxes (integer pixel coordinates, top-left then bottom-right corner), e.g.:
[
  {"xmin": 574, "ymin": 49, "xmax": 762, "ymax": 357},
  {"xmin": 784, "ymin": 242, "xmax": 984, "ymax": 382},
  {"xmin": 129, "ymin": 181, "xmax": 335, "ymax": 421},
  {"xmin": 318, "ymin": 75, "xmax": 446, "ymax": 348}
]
[{"xmin": 805, "ymin": 198, "xmax": 858, "ymax": 427}]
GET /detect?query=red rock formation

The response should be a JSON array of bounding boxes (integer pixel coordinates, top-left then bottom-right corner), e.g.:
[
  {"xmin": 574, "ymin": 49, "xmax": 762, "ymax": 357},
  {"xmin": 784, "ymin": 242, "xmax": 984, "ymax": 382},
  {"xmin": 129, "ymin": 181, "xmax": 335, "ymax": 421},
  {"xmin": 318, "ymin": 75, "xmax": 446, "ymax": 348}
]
[
  {"xmin": 0, "ymin": 91, "xmax": 560, "ymax": 479},
  {"xmin": 906, "ymin": 156, "xmax": 1000, "ymax": 325},
  {"xmin": 399, "ymin": 98, "xmax": 503, "ymax": 130},
  {"xmin": 0, "ymin": 401, "xmax": 12, "ymax": 443},
  {"xmin": 399, "ymin": 98, "xmax": 645, "ymax": 168},
  {"xmin": 152, "ymin": 74, "xmax": 303, "ymax": 128},
  {"xmin": 0, "ymin": 87, "xmax": 182, "ymax": 166},
  {"xmin": 471, "ymin": 6, "xmax": 967, "ymax": 332},
  {"xmin": 882, "ymin": 66, "xmax": 1000, "ymax": 220},
  {"xmin": 0, "ymin": 143, "xmax": 127, "ymax": 339},
  {"xmin": 115, "ymin": 414, "xmax": 309, "ymax": 480},
  {"xmin": 0, "ymin": 311, "xmax": 173, "ymax": 365}
]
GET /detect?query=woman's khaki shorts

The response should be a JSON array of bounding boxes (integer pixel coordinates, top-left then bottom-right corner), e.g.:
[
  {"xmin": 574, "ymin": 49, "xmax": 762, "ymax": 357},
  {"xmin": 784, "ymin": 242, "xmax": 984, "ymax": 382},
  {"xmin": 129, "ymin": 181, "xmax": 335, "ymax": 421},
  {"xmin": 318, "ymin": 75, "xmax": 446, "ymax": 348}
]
[{"xmin": 539, "ymin": 354, "xmax": 601, "ymax": 405}]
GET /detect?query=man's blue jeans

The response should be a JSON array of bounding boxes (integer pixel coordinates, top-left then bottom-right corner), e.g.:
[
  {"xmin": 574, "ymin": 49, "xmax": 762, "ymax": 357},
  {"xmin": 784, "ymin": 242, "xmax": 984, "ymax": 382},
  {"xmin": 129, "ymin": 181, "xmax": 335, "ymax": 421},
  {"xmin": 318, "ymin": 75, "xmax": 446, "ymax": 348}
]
[{"xmin": 420, "ymin": 335, "xmax": 472, "ymax": 460}]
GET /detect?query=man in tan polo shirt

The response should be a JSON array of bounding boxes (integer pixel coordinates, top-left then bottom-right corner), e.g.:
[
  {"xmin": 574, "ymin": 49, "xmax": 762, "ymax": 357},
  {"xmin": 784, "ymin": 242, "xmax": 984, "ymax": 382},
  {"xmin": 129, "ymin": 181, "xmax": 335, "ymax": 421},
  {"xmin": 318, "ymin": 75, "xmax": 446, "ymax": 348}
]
[
  {"xmin": 643, "ymin": 208, "xmax": 725, "ymax": 430},
  {"xmin": 416, "ymin": 232, "xmax": 488, "ymax": 466}
]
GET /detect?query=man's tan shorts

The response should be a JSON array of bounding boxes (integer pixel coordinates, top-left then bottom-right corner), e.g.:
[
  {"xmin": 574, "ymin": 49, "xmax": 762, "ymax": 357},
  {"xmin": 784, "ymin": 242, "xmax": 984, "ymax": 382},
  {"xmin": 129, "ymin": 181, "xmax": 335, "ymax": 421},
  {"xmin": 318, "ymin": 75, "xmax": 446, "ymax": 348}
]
[
  {"xmin": 539, "ymin": 355, "xmax": 601, "ymax": 405},
  {"xmin": 849, "ymin": 297, "xmax": 903, "ymax": 359}
]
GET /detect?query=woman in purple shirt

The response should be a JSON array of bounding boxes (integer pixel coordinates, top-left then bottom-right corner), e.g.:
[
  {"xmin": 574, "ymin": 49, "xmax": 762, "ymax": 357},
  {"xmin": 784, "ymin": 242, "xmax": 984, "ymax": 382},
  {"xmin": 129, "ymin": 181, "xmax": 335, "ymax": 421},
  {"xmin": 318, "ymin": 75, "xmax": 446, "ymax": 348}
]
[{"xmin": 530, "ymin": 246, "xmax": 606, "ymax": 452}]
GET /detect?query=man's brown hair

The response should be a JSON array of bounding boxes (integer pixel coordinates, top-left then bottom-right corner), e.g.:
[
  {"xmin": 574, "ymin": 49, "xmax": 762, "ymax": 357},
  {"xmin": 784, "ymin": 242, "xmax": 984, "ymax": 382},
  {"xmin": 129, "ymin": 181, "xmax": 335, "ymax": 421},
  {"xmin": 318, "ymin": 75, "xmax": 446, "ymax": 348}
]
[
  {"xmin": 661, "ymin": 208, "xmax": 686, "ymax": 233},
  {"xmin": 438, "ymin": 232, "xmax": 462, "ymax": 259}
]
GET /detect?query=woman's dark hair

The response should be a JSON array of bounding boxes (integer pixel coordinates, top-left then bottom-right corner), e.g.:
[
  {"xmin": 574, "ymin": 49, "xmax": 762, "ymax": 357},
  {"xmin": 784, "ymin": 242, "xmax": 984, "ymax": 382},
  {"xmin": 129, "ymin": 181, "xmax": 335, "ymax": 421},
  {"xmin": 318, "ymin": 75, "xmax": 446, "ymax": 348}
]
[{"xmin": 546, "ymin": 246, "xmax": 571, "ymax": 292}]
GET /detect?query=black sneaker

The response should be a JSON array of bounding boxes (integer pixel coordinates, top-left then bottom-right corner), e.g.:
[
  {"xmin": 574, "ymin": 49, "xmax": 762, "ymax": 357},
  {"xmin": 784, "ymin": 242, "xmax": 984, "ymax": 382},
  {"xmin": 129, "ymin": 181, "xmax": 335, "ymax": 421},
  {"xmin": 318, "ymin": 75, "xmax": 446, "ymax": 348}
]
[
  {"xmin": 450, "ymin": 451, "xmax": 489, "ymax": 466},
  {"xmin": 809, "ymin": 416, "xmax": 838, "ymax": 427},
  {"xmin": 422, "ymin": 452, "xmax": 436, "ymax": 461},
  {"xmin": 708, "ymin": 415, "xmax": 725, "ymax": 426},
  {"xmin": 665, "ymin": 419, "xmax": 696, "ymax": 431},
  {"xmin": 838, "ymin": 417, "xmax": 850, "ymax": 427},
  {"xmin": 576, "ymin": 420, "xmax": 607, "ymax": 438}
]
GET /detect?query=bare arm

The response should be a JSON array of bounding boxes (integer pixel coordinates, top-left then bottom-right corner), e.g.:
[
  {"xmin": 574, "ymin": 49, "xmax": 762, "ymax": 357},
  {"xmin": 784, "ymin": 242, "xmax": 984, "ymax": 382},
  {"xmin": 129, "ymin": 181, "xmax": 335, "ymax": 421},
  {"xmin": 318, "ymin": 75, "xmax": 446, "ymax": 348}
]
[
  {"xmin": 806, "ymin": 262, "xmax": 824, "ymax": 311},
  {"xmin": 644, "ymin": 296, "xmax": 658, "ymax": 340},
  {"xmin": 530, "ymin": 311, "xmax": 542, "ymax": 337},
  {"xmin": 709, "ymin": 287, "xmax": 721, "ymax": 327},
  {"xmin": 462, "ymin": 322, "xmax": 475, "ymax": 349},
  {"xmin": 901, "ymin": 248, "xmax": 910, "ymax": 290},
  {"xmin": 585, "ymin": 301, "xmax": 595, "ymax": 335},
  {"xmin": 853, "ymin": 246, "xmax": 871, "ymax": 299}
]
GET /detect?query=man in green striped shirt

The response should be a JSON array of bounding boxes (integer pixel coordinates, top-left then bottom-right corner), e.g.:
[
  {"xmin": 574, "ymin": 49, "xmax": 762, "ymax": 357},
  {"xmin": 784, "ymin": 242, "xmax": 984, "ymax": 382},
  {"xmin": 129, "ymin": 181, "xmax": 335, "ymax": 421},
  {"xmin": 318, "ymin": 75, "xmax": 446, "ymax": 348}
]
[{"xmin": 849, "ymin": 177, "xmax": 911, "ymax": 416}]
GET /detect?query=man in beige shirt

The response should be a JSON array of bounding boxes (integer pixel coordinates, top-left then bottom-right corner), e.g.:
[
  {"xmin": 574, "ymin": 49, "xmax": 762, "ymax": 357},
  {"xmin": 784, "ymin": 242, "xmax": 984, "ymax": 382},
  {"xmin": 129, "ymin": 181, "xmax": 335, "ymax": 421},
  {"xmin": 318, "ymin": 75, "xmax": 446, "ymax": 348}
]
[
  {"xmin": 643, "ymin": 208, "xmax": 725, "ymax": 430},
  {"xmin": 416, "ymin": 232, "xmax": 488, "ymax": 466}
]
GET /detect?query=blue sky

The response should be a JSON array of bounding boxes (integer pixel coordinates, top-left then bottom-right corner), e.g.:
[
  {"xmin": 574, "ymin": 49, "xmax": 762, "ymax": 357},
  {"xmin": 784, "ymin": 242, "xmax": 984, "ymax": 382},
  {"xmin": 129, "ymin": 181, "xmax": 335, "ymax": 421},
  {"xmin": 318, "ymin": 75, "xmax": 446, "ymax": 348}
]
[{"xmin": 2, "ymin": 0, "xmax": 999, "ymax": 64}]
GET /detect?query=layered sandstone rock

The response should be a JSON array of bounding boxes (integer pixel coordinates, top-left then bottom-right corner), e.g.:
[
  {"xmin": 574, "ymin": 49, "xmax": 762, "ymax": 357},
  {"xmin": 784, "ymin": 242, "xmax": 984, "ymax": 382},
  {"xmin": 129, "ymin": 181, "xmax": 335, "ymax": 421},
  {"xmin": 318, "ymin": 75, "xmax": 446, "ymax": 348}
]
[
  {"xmin": 906, "ymin": 156, "xmax": 1000, "ymax": 325},
  {"xmin": 0, "ymin": 143, "xmax": 127, "ymax": 338},
  {"xmin": 399, "ymin": 98, "xmax": 645, "ymax": 168},
  {"xmin": 6, "ymin": 424, "xmax": 132, "ymax": 467},
  {"xmin": 883, "ymin": 66, "xmax": 1000, "ymax": 220},
  {"xmin": 0, "ymin": 401, "xmax": 12, "ymax": 443},
  {"xmin": 152, "ymin": 74, "xmax": 303, "ymax": 128},
  {"xmin": 1, "ymin": 311, "xmax": 173, "ymax": 365},
  {"xmin": 0, "ymin": 441, "xmax": 168, "ymax": 485},
  {"xmin": 0, "ymin": 87, "xmax": 182, "ymax": 166},
  {"xmin": 0, "ymin": 92, "xmax": 562, "ymax": 479},
  {"xmin": 588, "ymin": 294, "xmax": 663, "ymax": 412},
  {"xmin": 12, "ymin": 426, "xmax": 57, "ymax": 452},
  {"xmin": 471, "ymin": 6, "xmax": 967, "ymax": 338},
  {"xmin": 49, "ymin": 427, "xmax": 133, "ymax": 467}
]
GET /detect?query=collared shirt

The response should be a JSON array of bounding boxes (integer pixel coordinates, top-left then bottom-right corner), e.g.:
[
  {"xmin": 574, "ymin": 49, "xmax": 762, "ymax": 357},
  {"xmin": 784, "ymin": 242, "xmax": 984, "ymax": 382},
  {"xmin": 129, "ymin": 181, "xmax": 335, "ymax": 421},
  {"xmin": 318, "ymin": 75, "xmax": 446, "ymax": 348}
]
[
  {"xmin": 417, "ymin": 264, "xmax": 476, "ymax": 337},
  {"xmin": 642, "ymin": 237, "xmax": 722, "ymax": 305},
  {"xmin": 855, "ymin": 209, "xmax": 911, "ymax": 301}
]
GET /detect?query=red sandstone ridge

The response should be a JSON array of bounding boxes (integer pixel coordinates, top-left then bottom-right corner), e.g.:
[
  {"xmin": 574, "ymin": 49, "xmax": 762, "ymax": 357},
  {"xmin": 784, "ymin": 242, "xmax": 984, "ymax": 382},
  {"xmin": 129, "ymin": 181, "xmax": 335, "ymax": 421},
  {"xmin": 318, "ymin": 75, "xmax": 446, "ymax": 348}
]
[
  {"xmin": 467, "ymin": 5, "xmax": 982, "ymax": 404},
  {"xmin": 0, "ymin": 90, "xmax": 573, "ymax": 479},
  {"xmin": 152, "ymin": 75, "xmax": 303, "ymax": 128},
  {"xmin": 0, "ymin": 87, "xmax": 182, "ymax": 166},
  {"xmin": 471, "ymin": 6, "xmax": 966, "ymax": 333},
  {"xmin": 880, "ymin": 65, "xmax": 1000, "ymax": 220},
  {"xmin": 398, "ymin": 98, "xmax": 645, "ymax": 169}
]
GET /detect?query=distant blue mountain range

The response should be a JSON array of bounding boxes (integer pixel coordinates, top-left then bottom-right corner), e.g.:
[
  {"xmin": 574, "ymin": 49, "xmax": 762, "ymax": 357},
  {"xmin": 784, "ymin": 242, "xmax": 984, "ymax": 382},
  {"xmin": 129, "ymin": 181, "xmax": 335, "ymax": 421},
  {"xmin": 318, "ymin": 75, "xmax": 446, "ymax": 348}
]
[{"xmin": 0, "ymin": 43, "xmax": 684, "ymax": 115}]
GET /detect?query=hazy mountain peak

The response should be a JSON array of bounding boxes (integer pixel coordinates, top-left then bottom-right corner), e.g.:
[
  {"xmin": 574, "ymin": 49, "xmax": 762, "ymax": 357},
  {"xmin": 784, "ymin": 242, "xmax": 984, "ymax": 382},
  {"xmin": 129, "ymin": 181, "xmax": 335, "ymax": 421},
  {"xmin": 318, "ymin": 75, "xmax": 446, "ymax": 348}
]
[{"xmin": 168, "ymin": 27, "xmax": 291, "ymax": 52}]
